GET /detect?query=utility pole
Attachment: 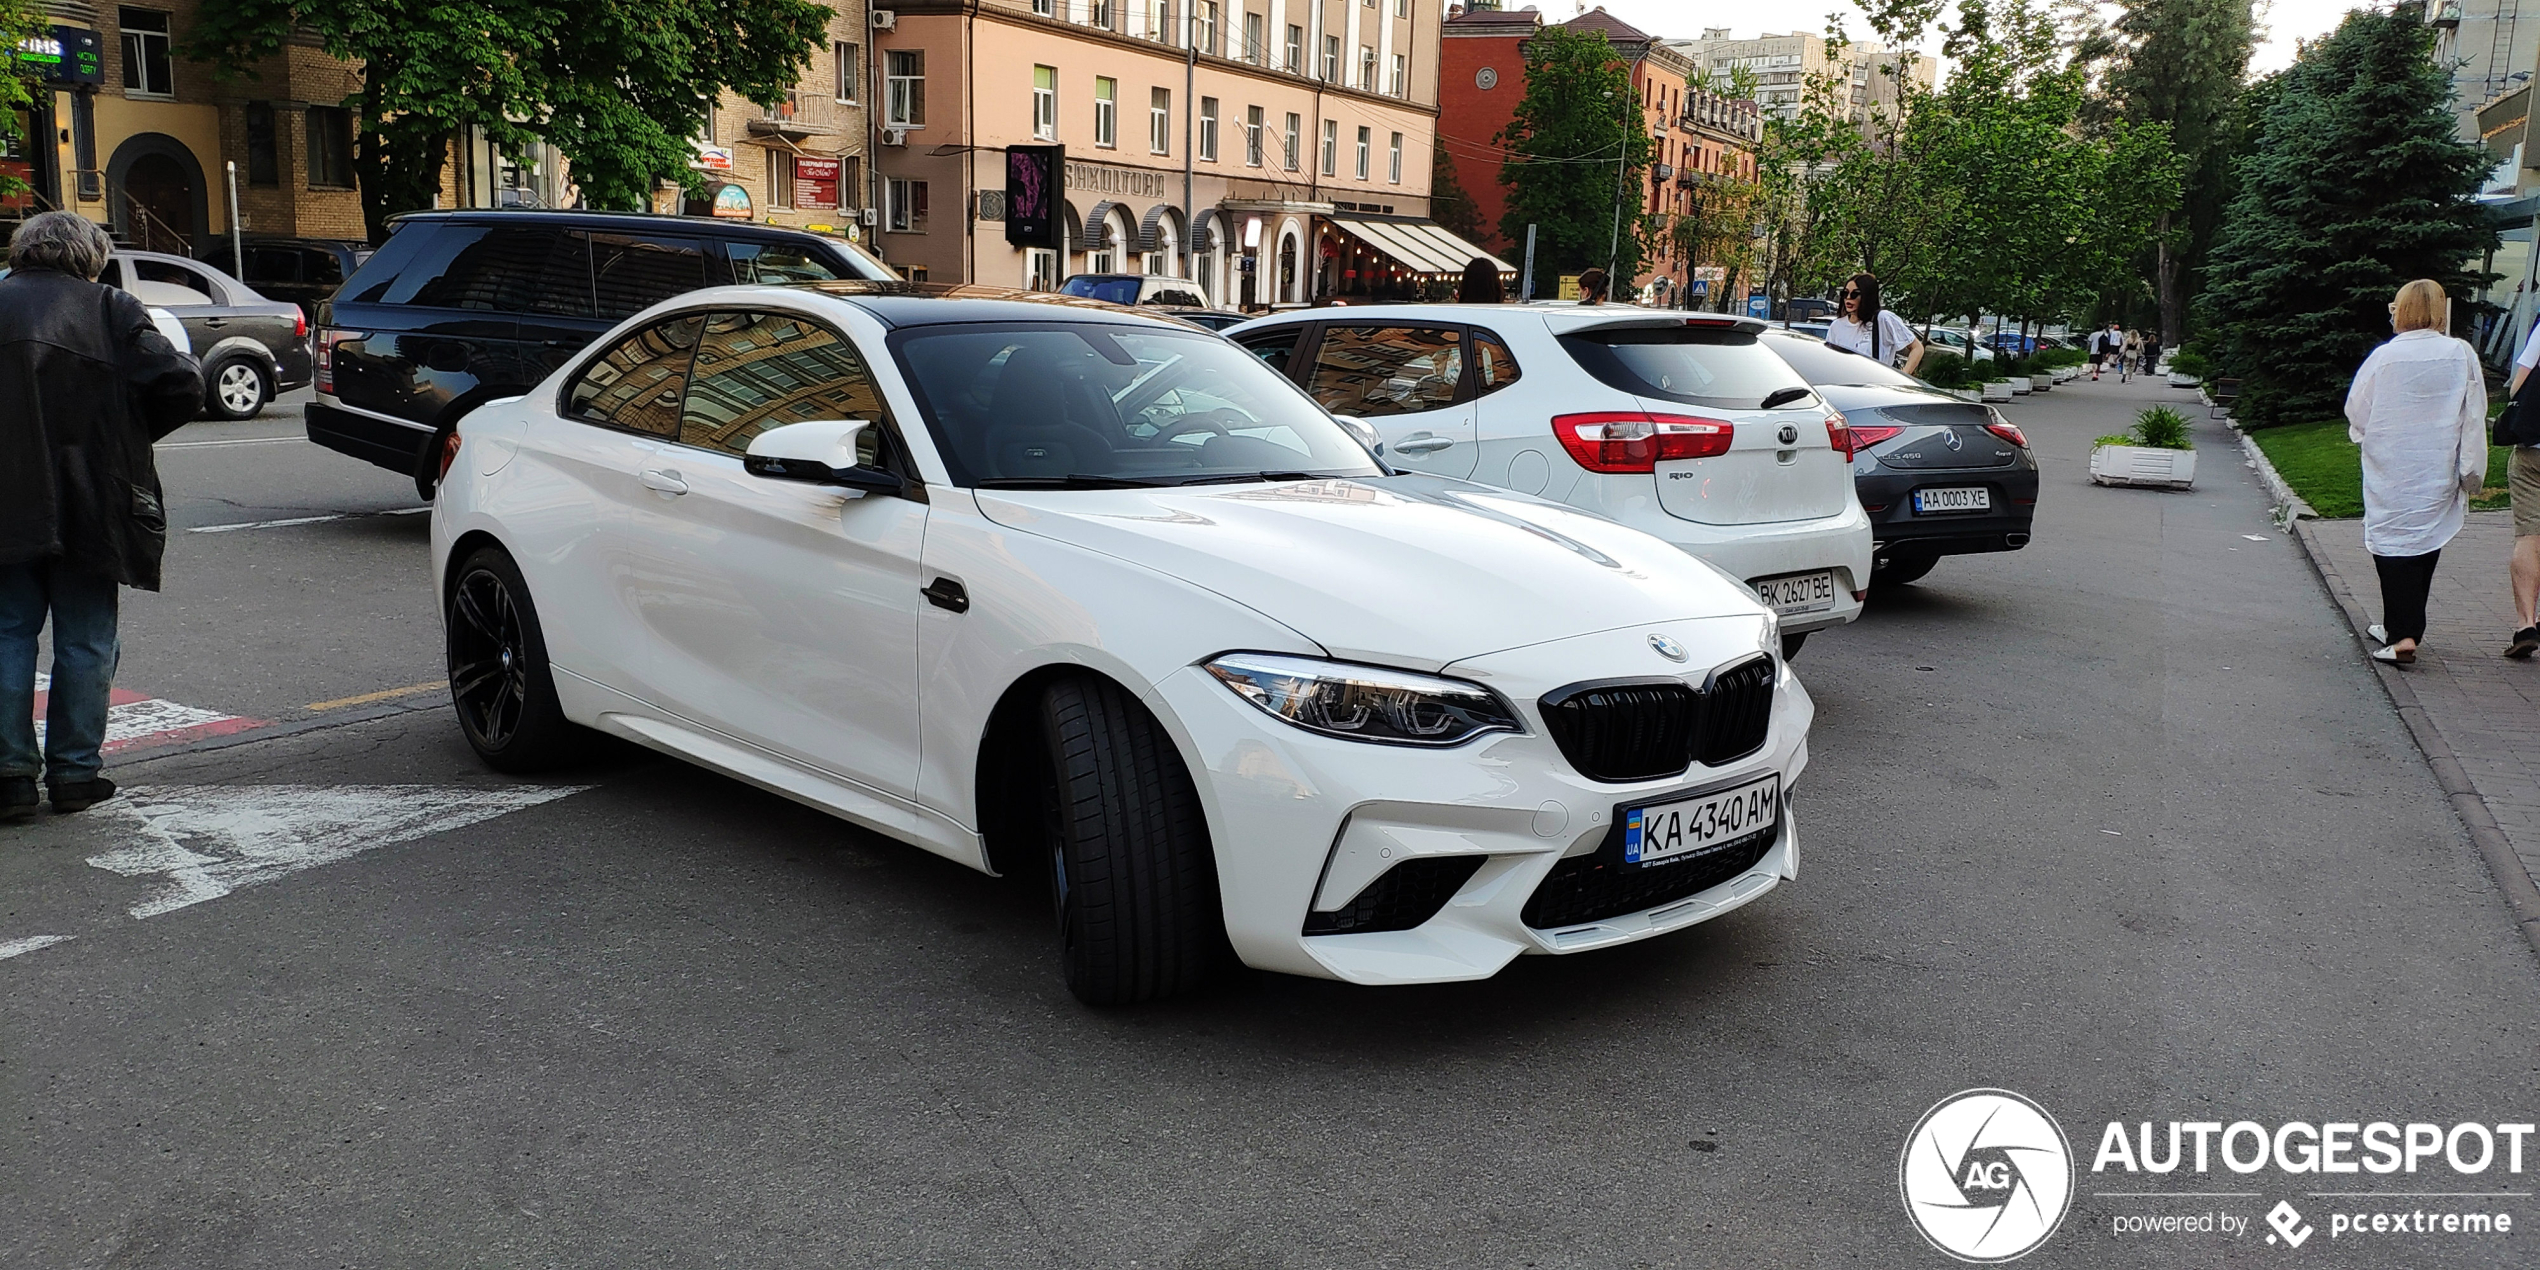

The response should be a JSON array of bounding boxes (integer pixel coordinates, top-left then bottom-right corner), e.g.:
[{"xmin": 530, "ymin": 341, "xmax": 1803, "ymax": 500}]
[
  {"xmin": 1606, "ymin": 88, "xmax": 1630, "ymax": 289},
  {"xmin": 1521, "ymin": 224, "xmax": 1537, "ymax": 301}
]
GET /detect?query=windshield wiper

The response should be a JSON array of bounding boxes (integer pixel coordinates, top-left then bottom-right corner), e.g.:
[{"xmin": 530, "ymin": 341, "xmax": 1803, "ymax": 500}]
[
  {"xmin": 1170, "ymin": 470, "xmax": 1336, "ymax": 486},
  {"xmin": 974, "ymin": 474, "xmax": 1180, "ymax": 489}
]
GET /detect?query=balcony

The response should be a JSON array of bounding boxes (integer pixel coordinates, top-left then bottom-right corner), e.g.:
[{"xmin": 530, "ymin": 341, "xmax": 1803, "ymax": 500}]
[{"xmin": 747, "ymin": 91, "xmax": 843, "ymax": 139}]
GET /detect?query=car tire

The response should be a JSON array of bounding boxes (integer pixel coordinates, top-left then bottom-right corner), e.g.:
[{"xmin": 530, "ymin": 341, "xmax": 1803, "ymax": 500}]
[
  {"xmin": 446, "ymin": 547, "xmax": 579, "ymax": 774},
  {"xmin": 203, "ymin": 355, "xmax": 272, "ymax": 420},
  {"xmin": 1038, "ymin": 675, "xmax": 1228, "ymax": 1006},
  {"xmin": 1874, "ymin": 554, "xmax": 1939, "ymax": 589}
]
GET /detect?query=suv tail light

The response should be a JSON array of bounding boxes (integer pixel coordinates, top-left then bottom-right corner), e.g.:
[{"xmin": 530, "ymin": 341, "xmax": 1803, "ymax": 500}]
[
  {"xmin": 1985, "ymin": 420, "xmax": 2029, "ymax": 449},
  {"xmin": 1848, "ymin": 423, "xmax": 1905, "ymax": 451},
  {"xmin": 1826, "ymin": 413, "xmax": 1854, "ymax": 460},
  {"xmin": 1552, "ymin": 410, "xmax": 1733, "ymax": 473},
  {"xmin": 314, "ymin": 328, "xmax": 363, "ymax": 395}
]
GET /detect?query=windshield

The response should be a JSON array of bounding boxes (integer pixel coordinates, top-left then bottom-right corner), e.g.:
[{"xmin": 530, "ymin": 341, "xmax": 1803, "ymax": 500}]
[
  {"xmin": 1060, "ymin": 276, "xmax": 1143, "ymax": 305},
  {"xmin": 890, "ymin": 322, "xmax": 1385, "ymax": 487},
  {"xmin": 1760, "ymin": 331, "xmax": 1924, "ymax": 388},
  {"xmin": 1557, "ymin": 326, "xmax": 1814, "ymax": 410}
]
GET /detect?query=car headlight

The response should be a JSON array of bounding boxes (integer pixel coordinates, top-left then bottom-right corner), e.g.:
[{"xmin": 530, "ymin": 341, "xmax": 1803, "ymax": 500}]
[{"xmin": 1204, "ymin": 653, "xmax": 1521, "ymax": 747}]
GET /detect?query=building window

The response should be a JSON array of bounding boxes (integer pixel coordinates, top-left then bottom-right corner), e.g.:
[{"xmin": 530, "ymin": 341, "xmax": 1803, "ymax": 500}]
[
  {"xmin": 841, "ymin": 155, "xmax": 864, "ymax": 209},
  {"xmin": 118, "ymin": 9, "xmax": 173, "ymax": 97},
  {"xmin": 886, "ymin": 50, "xmax": 925, "ymax": 127},
  {"xmin": 1033, "ymin": 66, "xmax": 1057, "ymax": 139},
  {"xmin": 306, "ymin": 107, "xmax": 354, "ymax": 189},
  {"xmin": 1285, "ymin": 24, "xmax": 1303, "ymax": 74},
  {"xmin": 1359, "ymin": 46, "xmax": 1375, "ymax": 91},
  {"xmin": 767, "ymin": 147, "xmax": 792, "ymax": 208},
  {"xmin": 1199, "ymin": 97, "xmax": 1219, "ymax": 161},
  {"xmin": 1197, "ymin": 2, "xmax": 1218, "ymax": 55},
  {"xmin": 1321, "ymin": 35, "xmax": 1339, "ymax": 82},
  {"xmin": 243, "ymin": 102, "xmax": 279, "ymax": 187},
  {"xmin": 1026, "ymin": 247, "xmax": 1060, "ymax": 290},
  {"xmin": 886, "ymin": 177, "xmax": 928, "ymax": 231},
  {"xmin": 1244, "ymin": 12, "xmax": 1264, "ymax": 65},
  {"xmin": 833, "ymin": 42, "xmax": 859, "ymax": 102},
  {"xmin": 1090, "ymin": 0, "xmax": 1114, "ymax": 28},
  {"xmin": 1320, "ymin": 119, "xmax": 1337, "ymax": 175},
  {"xmin": 1095, "ymin": 77, "xmax": 1117, "ymax": 148},
  {"xmin": 1390, "ymin": 53, "xmax": 1407, "ymax": 97},
  {"xmin": 1354, "ymin": 126, "xmax": 1369, "ymax": 179},
  {"xmin": 1034, "ymin": 0, "xmax": 1053, "ymax": 11},
  {"xmin": 1151, "ymin": 87, "xmax": 1171, "ymax": 154},
  {"xmin": 1244, "ymin": 105, "xmax": 1262, "ymax": 166},
  {"xmin": 1283, "ymin": 112, "xmax": 1300, "ymax": 170},
  {"xmin": 1396, "ymin": 0, "xmax": 1408, "ymax": 15},
  {"xmin": 1388, "ymin": 131, "xmax": 1401, "ymax": 183}
]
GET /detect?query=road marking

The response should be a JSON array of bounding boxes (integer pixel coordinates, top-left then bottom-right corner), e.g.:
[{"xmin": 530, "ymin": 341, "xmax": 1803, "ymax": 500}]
[
  {"xmin": 33, "ymin": 674, "xmax": 267, "ymax": 754},
  {"xmin": 306, "ymin": 681, "xmax": 444, "ymax": 711},
  {"xmin": 156, "ymin": 435, "xmax": 305, "ymax": 450},
  {"xmin": 87, "ymin": 784, "xmax": 590, "ymax": 919},
  {"xmin": 0, "ymin": 935, "xmax": 75, "ymax": 961},
  {"xmin": 188, "ymin": 506, "xmax": 430, "ymax": 534}
]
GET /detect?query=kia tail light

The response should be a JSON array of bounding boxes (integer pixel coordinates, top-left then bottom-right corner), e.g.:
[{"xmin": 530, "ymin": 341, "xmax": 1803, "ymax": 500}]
[
  {"xmin": 1552, "ymin": 411, "xmax": 1733, "ymax": 473},
  {"xmin": 1826, "ymin": 413, "xmax": 1854, "ymax": 460}
]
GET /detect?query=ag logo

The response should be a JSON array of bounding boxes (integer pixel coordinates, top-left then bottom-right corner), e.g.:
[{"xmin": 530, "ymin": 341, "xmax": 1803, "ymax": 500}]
[{"xmin": 1900, "ymin": 1089, "xmax": 2074, "ymax": 1262}]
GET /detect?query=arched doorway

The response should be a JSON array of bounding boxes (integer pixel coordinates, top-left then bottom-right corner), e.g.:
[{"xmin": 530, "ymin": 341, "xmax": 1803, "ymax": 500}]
[
  {"xmin": 1277, "ymin": 226, "xmax": 1301, "ymax": 304},
  {"xmin": 107, "ymin": 134, "xmax": 208, "ymax": 256}
]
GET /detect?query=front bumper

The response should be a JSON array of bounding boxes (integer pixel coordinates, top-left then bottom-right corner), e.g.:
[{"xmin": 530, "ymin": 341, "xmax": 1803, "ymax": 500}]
[{"xmin": 1154, "ymin": 619, "xmax": 1813, "ymax": 986}]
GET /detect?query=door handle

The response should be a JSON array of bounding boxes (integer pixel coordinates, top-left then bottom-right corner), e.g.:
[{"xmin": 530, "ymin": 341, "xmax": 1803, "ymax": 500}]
[
  {"xmin": 638, "ymin": 468, "xmax": 688, "ymax": 495},
  {"xmin": 1393, "ymin": 435, "xmax": 1454, "ymax": 454},
  {"xmin": 203, "ymin": 318, "xmax": 229, "ymax": 328},
  {"xmin": 921, "ymin": 576, "xmax": 970, "ymax": 613}
]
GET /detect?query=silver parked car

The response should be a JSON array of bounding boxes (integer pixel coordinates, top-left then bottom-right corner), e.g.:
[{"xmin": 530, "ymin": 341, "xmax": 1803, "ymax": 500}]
[{"xmin": 107, "ymin": 250, "xmax": 312, "ymax": 419}]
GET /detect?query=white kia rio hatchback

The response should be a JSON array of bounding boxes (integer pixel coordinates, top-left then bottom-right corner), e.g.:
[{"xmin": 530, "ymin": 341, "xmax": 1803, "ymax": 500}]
[
  {"xmin": 1224, "ymin": 305, "xmax": 1873, "ymax": 656},
  {"xmin": 432, "ymin": 285, "xmax": 1815, "ymax": 1004}
]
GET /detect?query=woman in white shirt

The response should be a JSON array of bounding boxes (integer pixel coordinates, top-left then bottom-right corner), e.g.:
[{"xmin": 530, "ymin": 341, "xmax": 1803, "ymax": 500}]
[
  {"xmin": 2345, "ymin": 278, "xmax": 2489, "ymax": 664},
  {"xmin": 1823, "ymin": 273, "xmax": 1924, "ymax": 373}
]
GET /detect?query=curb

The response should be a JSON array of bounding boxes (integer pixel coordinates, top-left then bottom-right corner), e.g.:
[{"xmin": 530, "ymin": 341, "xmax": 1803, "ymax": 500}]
[
  {"xmin": 2231, "ymin": 423, "xmax": 2319, "ymax": 528},
  {"xmin": 112, "ymin": 697, "xmax": 452, "ymax": 770},
  {"xmin": 2290, "ymin": 520, "xmax": 2540, "ymax": 961}
]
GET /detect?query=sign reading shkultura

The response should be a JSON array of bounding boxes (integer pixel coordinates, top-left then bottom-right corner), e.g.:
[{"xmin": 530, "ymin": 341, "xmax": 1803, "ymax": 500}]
[{"xmin": 1065, "ymin": 160, "xmax": 1171, "ymax": 200}]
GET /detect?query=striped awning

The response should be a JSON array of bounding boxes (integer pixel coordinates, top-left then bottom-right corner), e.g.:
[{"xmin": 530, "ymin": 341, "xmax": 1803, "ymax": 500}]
[{"xmin": 1327, "ymin": 216, "xmax": 1515, "ymax": 276}]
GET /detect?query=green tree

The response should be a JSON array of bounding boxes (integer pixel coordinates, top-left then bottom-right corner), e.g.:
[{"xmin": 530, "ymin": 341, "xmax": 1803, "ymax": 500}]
[
  {"xmin": 1429, "ymin": 140, "xmax": 1485, "ymax": 244},
  {"xmin": 2198, "ymin": 4, "xmax": 2498, "ymax": 426},
  {"xmin": 2091, "ymin": 0, "xmax": 2256, "ymax": 347},
  {"xmin": 189, "ymin": 0, "xmax": 832, "ymax": 238},
  {"xmin": 1496, "ymin": 24, "xmax": 1656, "ymax": 297},
  {"xmin": 0, "ymin": 0, "xmax": 42, "ymax": 200}
]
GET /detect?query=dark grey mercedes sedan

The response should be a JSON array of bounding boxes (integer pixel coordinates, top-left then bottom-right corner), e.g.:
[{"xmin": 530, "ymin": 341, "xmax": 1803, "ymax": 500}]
[{"xmin": 1759, "ymin": 329, "xmax": 2039, "ymax": 588}]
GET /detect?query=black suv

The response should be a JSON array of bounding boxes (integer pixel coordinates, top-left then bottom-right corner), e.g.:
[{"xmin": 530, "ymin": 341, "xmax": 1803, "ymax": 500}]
[{"xmin": 309, "ymin": 210, "xmax": 896, "ymax": 493}]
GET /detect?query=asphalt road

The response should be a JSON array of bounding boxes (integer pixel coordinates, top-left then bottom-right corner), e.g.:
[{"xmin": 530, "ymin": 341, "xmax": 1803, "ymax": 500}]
[{"xmin": 3, "ymin": 377, "xmax": 2536, "ymax": 1268}]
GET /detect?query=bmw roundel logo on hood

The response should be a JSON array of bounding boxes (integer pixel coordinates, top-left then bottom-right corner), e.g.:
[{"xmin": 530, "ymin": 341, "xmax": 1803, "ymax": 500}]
[{"xmin": 1648, "ymin": 634, "xmax": 1690, "ymax": 662}]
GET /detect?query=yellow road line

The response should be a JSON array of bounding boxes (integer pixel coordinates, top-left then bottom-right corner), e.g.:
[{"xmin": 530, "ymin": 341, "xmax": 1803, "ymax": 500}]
[{"xmin": 305, "ymin": 681, "xmax": 444, "ymax": 712}]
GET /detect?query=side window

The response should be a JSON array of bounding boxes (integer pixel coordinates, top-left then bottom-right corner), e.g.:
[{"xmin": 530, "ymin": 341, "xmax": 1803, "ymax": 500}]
[
  {"xmin": 1307, "ymin": 325, "xmax": 1463, "ymax": 418},
  {"xmin": 678, "ymin": 310, "xmax": 887, "ymax": 459},
  {"xmin": 1234, "ymin": 327, "xmax": 1300, "ymax": 376},
  {"xmin": 591, "ymin": 233, "xmax": 709, "ymax": 320},
  {"xmin": 244, "ymin": 247, "xmax": 302, "ymax": 285},
  {"xmin": 1471, "ymin": 328, "xmax": 1523, "ymax": 398},
  {"xmin": 127, "ymin": 258, "xmax": 218, "ymax": 306},
  {"xmin": 565, "ymin": 316, "xmax": 704, "ymax": 438},
  {"xmin": 525, "ymin": 231, "xmax": 595, "ymax": 318},
  {"xmin": 304, "ymin": 249, "xmax": 345, "ymax": 288},
  {"xmin": 727, "ymin": 241, "xmax": 844, "ymax": 284},
  {"xmin": 388, "ymin": 225, "xmax": 562, "ymax": 311}
]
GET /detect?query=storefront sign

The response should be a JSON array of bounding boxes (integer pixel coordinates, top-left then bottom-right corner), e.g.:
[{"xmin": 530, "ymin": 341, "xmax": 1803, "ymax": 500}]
[
  {"xmin": 794, "ymin": 156, "xmax": 839, "ymax": 209},
  {"xmin": 1064, "ymin": 159, "xmax": 1170, "ymax": 200},
  {"xmin": 693, "ymin": 144, "xmax": 734, "ymax": 172},
  {"xmin": 17, "ymin": 26, "xmax": 103, "ymax": 86},
  {"xmin": 710, "ymin": 182, "xmax": 753, "ymax": 219},
  {"xmin": 1006, "ymin": 144, "xmax": 1064, "ymax": 249}
]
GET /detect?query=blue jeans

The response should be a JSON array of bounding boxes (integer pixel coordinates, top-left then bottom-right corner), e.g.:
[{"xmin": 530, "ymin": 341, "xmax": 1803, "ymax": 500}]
[{"xmin": 0, "ymin": 559, "xmax": 122, "ymax": 784}]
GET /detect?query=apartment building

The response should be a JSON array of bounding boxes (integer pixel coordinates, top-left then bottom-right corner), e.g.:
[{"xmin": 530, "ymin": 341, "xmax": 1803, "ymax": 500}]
[
  {"xmin": 1663, "ymin": 28, "xmax": 1931, "ymax": 129},
  {"xmin": 2432, "ymin": 0, "xmax": 2540, "ymax": 139},
  {"xmin": 866, "ymin": 0, "xmax": 1501, "ymax": 306},
  {"xmin": 7, "ymin": 0, "xmax": 366, "ymax": 252},
  {"xmin": 659, "ymin": 2, "xmax": 872, "ymax": 233},
  {"xmin": 1439, "ymin": 6, "xmax": 1760, "ymax": 300}
]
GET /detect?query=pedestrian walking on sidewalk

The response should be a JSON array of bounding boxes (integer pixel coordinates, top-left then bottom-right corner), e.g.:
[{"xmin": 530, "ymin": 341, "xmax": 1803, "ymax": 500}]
[
  {"xmin": 2088, "ymin": 322, "xmax": 2122, "ymax": 379},
  {"xmin": 1824, "ymin": 272, "xmax": 1924, "ymax": 373},
  {"xmin": 2141, "ymin": 331, "xmax": 2162, "ymax": 377},
  {"xmin": 2344, "ymin": 279, "xmax": 2487, "ymax": 665},
  {"xmin": 2120, "ymin": 329, "xmax": 2143, "ymax": 382},
  {"xmin": 0, "ymin": 212, "xmax": 202, "ymax": 818},
  {"xmin": 2497, "ymin": 315, "xmax": 2540, "ymax": 657}
]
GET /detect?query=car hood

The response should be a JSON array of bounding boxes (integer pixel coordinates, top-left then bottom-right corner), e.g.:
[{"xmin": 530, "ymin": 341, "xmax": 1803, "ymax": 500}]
[{"xmin": 974, "ymin": 474, "xmax": 1768, "ymax": 671}]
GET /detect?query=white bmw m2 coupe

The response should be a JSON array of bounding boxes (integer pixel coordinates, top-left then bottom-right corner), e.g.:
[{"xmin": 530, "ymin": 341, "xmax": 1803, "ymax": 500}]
[{"xmin": 431, "ymin": 285, "xmax": 1815, "ymax": 1004}]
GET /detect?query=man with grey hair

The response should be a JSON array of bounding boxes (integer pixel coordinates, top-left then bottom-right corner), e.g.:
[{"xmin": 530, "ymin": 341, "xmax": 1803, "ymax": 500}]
[{"xmin": 0, "ymin": 210, "xmax": 201, "ymax": 818}]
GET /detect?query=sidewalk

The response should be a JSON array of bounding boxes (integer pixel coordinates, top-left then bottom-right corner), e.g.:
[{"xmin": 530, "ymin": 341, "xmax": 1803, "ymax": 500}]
[{"xmin": 2299, "ymin": 511, "xmax": 2540, "ymax": 949}]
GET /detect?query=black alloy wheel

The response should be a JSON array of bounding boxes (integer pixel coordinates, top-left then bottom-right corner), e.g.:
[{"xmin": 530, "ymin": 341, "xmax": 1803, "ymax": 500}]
[{"xmin": 446, "ymin": 547, "xmax": 575, "ymax": 772}]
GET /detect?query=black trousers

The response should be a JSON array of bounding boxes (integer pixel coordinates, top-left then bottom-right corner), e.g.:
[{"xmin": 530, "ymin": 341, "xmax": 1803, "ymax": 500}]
[{"xmin": 2373, "ymin": 548, "xmax": 2443, "ymax": 644}]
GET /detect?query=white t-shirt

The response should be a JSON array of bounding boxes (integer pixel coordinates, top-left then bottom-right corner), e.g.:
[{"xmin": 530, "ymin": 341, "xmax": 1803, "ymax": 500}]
[
  {"xmin": 2515, "ymin": 320, "xmax": 2540, "ymax": 371},
  {"xmin": 1825, "ymin": 311, "xmax": 1917, "ymax": 365}
]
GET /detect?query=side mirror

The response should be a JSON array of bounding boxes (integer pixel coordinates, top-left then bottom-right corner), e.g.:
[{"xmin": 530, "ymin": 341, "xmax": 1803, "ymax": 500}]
[
  {"xmin": 743, "ymin": 419, "xmax": 904, "ymax": 495},
  {"xmin": 1332, "ymin": 414, "xmax": 1383, "ymax": 456}
]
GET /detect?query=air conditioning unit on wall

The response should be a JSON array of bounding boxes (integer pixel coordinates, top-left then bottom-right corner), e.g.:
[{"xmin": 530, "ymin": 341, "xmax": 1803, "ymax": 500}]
[
  {"xmin": 882, "ymin": 127, "xmax": 907, "ymax": 146},
  {"xmin": 871, "ymin": 10, "xmax": 896, "ymax": 29},
  {"xmin": 860, "ymin": 207, "xmax": 879, "ymax": 226}
]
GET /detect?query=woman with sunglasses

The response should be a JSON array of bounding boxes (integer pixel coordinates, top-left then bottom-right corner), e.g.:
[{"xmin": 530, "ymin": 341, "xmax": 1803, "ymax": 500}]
[{"xmin": 1823, "ymin": 272, "xmax": 1924, "ymax": 373}]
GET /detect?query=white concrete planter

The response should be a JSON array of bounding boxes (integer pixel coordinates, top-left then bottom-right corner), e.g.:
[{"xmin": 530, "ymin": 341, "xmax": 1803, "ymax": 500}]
[
  {"xmin": 2053, "ymin": 367, "xmax": 2076, "ymax": 383},
  {"xmin": 2089, "ymin": 443, "xmax": 2196, "ymax": 490},
  {"xmin": 2008, "ymin": 377, "xmax": 2032, "ymax": 395},
  {"xmin": 1982, "ymin": 381, "xmax": 2013, "ymax": 402},
  {"xmin": 2030, "ymin": 373, "xmax": 2053, "ymax": 392},
  {"xmin": 1944, "ymin": 387, "xmax": 1983, "ymax": 402},
  {"xmin": 2167, "ymin": 372, "xmax": 2200, "ymax": 388}
]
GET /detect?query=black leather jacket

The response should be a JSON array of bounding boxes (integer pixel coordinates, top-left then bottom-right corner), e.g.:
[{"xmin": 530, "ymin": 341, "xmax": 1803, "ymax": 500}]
[{"xmin": 0, "ymin": 268, "xmax": 203, "ymax": 590}]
